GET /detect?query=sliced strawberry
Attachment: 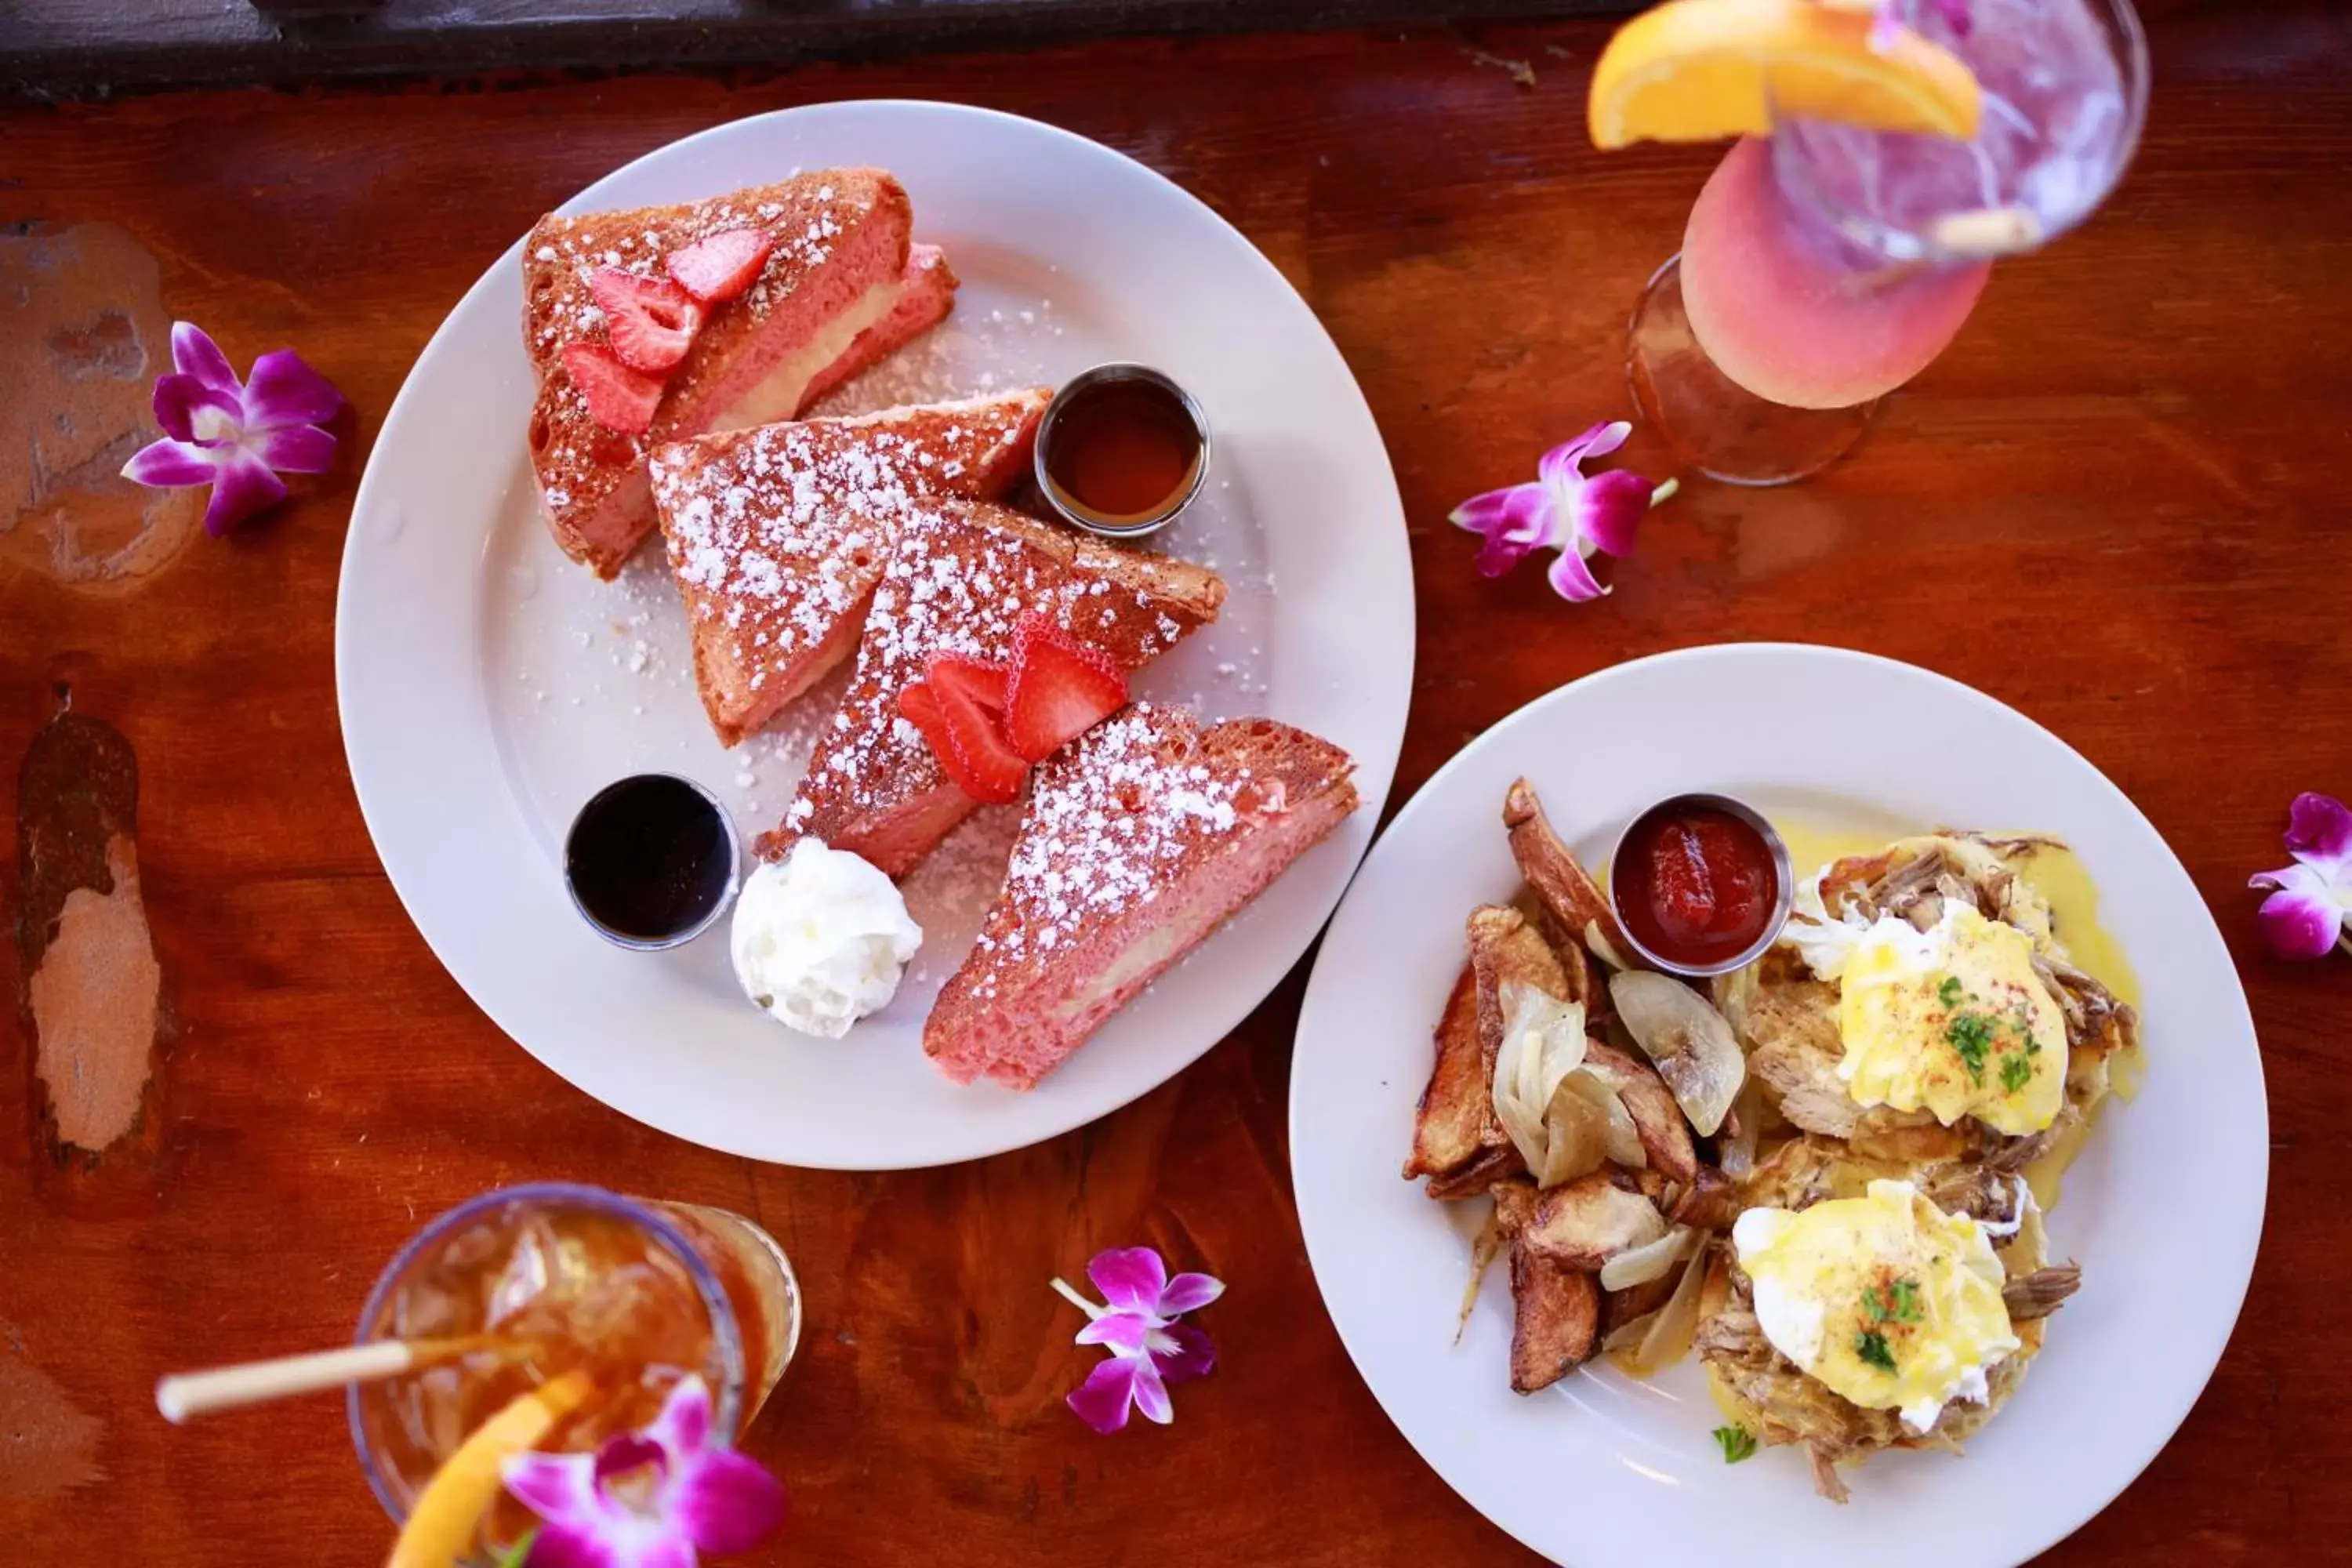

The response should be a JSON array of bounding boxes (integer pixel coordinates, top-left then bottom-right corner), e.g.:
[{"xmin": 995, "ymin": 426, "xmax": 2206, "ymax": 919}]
[
  {"xmin": 588, "ymin": 267, "xmax": 704, "ymax": 373},
  {"xmin": 931, "ymin": 674, "xmax": 1029, "ymax": 804},
  {"xmin": 897, "ymin": 680, "xmax": 953, "ymax": 756},
  {"xmin": 561, "ymin": 343, "xmax": 662, "ymax": 435},
  {"xmin": 899, "ymin": 673, "xmax": 1026, "ymax": 803},
  {"xmin": 667, "ymin": 227, "xmax": 776, "ymax": 303},
  {"xmin": 926, "ymin": 653, "xmax": 1011, "ymax": 716},
  {"xmin": 1004, "ymin": 615, "xmax": 1129, "ymax": 761}
]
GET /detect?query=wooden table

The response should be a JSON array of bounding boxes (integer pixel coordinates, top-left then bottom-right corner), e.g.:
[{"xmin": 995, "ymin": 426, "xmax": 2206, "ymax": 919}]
[{"xmin": 2, "ymin": 3, "xmax": 2341, "ymax": 1560}]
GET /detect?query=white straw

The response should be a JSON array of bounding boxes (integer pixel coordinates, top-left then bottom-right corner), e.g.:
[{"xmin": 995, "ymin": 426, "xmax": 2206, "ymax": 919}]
[{"xmin": 156, "ymin": 1341, "xmax": 424, "ymax": 1424}]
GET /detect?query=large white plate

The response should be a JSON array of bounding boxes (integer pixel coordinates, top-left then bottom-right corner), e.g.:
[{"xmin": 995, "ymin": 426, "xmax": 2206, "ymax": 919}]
[
  {"xmin": 1290, "ymin": 644, "xmax": 2263, "ymax": 1567},
  {"xmin": 337, "ymin": 101, "xmax": 1411, "ymax": 1168}
]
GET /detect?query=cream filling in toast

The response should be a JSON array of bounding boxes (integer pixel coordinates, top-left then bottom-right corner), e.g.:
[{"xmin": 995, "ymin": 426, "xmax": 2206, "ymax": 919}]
[{"xmin": 710, "ymin": 277, "xmax": 909, "ymax": 434}]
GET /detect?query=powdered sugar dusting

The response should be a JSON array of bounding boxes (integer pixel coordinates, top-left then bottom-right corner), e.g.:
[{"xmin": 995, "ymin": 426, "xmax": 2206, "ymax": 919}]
[
  {"xmin": 787, "ymin": 502, "xmax": 1217, "ymax": 848},
  {"xmin": 482, "ymin": 227, "xmax": 1279, "ymax": 1025},
  {"xmin": 647, "ymin": 391, "xmax": 1048, "ymax": 724},
  {"xmin": 964, "ymin": 705, "xmax": 1241, "ymax": 981},
  {"xmin": 522, "ymin": 172, "xmax": 889, "ymax": 546}
]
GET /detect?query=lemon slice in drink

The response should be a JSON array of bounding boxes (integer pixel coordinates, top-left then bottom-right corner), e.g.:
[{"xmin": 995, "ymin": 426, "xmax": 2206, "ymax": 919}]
[
  {"xmin": 1589, "ymin": 0, "xmax": 1982, "ymax": 149},
  {"xmin": 386, "ymin": 1371, "xmax": 593, "ymax": 1568}
]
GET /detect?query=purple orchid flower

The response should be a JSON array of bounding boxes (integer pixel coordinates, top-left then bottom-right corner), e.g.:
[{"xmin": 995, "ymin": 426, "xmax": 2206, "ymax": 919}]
[
  {"xmin": 120, "ymin": 322, "xmax": 343, "ymax": 537},
  {"xmin": 1050, "ymin": 1247, "xmax": 1223, "ymax": 1435},
  {"xmin": 2250, "ymin": 793, "xmax": 2352, "ymax": 961},
  {"xmin": 1448, "ymin": 422, "xmax": 1672, "ymax": 603},
  {"xmin": 499, "ymin": 1376, "xmax": 786, "ymax": 1568}
]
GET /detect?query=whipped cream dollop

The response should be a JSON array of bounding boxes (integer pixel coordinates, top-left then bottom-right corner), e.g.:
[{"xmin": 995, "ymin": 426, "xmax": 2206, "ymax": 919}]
[{"xmin": 729, "ymin": 839, "xmax": 922, "ymax": 1038}]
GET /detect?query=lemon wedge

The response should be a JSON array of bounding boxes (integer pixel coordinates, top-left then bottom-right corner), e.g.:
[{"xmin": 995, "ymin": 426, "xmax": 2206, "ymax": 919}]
[
  {"xmin": 1589, "ymin": 0, "xmax": 1982, "ymax": 149},
  {"xmin": 386, "ymin": 1371, "xmax": 593, "ymax": 1568}
]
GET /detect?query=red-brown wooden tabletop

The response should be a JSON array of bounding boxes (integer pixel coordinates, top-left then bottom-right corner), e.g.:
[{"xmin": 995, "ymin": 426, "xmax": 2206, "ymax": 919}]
[{"xmin": 2, "ymin": 2, "xmax": 2341, "ymax": 1561}]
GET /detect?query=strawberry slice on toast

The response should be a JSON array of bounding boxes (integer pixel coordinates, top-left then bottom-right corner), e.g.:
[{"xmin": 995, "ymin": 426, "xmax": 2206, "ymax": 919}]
[
  {"xmin": 648, "ymin": 388, "xmax": 1049, "ymax": 746},
  {"xmin": 764, "ymin": 498, "xmax": 1226, "ymax": 877},
  {"xmin": 924, "ymin": 703, "xmax": 1359, "ymax": 1090},
  {"xmin": 523, "ymin": 169, "xmax": 957, "ymax": 579}
]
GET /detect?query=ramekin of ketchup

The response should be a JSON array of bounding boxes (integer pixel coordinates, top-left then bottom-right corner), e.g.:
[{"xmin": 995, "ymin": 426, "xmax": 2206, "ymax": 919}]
[{"xmin": 1608, "ymin": 793, "xmax": 1793, "ymax": 975}]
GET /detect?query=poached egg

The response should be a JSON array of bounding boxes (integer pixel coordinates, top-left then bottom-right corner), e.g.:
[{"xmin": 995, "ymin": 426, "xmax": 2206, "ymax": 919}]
[
  {"xmin": 1835, "ymin": 902, "xmax": 2069, "ymax": 1134},
  {"xmin": 1733, "ymin": 1180, "xmax": 2020, "ymax": 1433}
]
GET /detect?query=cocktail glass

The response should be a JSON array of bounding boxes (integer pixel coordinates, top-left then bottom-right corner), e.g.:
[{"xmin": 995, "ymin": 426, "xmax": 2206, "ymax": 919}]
[
  {"xmin": 1628, "ymin": 0, "xmax": 2150, "ymax": 485},
  {"xmin": 348, "ymin": 1183, "xmax": 800, "ymax": 1564}
]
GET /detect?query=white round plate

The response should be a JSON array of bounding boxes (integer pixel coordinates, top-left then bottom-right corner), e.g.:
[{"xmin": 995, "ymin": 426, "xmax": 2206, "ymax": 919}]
[
  {"xmin": 337, "ymin": 101, "xmax": 1410, "ymax": 1167},
  {"xmin": 1290, "ymin": 644, "xmax": 2263, "ymax": 1567}
]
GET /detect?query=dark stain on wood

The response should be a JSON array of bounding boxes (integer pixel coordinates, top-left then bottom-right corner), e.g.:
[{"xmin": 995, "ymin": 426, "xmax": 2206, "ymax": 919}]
[{"xmin": 13, "ymin": 699, "xmax": 167, "ymax": 1166}]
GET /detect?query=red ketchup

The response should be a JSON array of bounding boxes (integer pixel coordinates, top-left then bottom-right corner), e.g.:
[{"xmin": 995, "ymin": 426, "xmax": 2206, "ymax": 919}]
[{"xmin": 1613, "ymin": 801, "xmax": 1781, "ymax": 971}]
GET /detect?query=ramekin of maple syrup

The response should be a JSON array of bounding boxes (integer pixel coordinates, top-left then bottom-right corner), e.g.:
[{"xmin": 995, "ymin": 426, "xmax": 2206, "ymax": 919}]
[{"xmin": 1033, "ymin": 363, "xmax": 1210, "ymax": 539}]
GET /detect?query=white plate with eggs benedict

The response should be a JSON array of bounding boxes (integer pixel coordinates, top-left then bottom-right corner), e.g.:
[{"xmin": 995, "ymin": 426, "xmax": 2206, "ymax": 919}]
[{"xmin": 1290, "ymin": 643, "xmax": 2264, "ymax": 1567}]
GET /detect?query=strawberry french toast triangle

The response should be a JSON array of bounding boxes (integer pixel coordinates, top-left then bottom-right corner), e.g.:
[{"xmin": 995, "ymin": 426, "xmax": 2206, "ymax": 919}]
[{"xmin": 522, "ymin": 168, "xmax": 957, "ymax": 579}]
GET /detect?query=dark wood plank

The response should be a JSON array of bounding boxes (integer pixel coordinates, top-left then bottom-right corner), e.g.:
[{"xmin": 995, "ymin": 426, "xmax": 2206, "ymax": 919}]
[
  {"xmin": 3, "ymin": 0, "xmax": 1620, "ymax": 99},
  {"xmin": 0, "ymin": 2, "xmax": 2340, "ymax": 1562}
]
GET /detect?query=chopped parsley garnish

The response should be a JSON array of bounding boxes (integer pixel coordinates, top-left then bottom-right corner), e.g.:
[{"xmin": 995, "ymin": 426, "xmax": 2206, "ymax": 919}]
[
  {"xmin": 1863, "ymin": 1277, "xmax": 1923, "ymax": 1324},
  {"xmin": 1947, "ymin": 1011, "xmax": 1996, "ymax": 1083},
  {"xmin": 2001, "ymin": 1054, "xmax": 2034, "ymax": 1094},
  {"xmin": 1855, "ymin": 1330, "xmax": 1898, "ymax": 1371},
  {"xmin": 1938, "ymin": 975, "xmax": 1965, "ymax": 1007},
  {"xmin": 1713, "ymin": 1425, "xmax": 1759, "ymax": 1464}
]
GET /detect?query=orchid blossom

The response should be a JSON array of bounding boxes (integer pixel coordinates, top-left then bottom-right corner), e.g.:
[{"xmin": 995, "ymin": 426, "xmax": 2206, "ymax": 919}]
[
  {"xmin": 1051, "ymin": 1247, "xmax": 1223, "ymax": 1434},
  {"xmin": 120, "ymin": 322, "xmax": 343, "ymax": 536},
  {"xmin": 500, "ymin": 1376, "xmax": 786, "ymax": 1568},
  {"xmin": 2250, "ymin": 793, "xmax": 2352, "ymax": 960},
  {"xmin": 1449, "ymin": 422, "xmax": 1673, "ymax": 602}
]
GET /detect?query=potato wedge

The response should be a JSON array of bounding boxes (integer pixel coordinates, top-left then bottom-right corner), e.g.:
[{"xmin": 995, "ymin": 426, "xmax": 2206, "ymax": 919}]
[
  {"xmin": 1508, "ymin": 1243, "xmax": 1599, "ymax": 1393},
  {"xmin": 1582, "ymin": 1039, "xmax": 1698, "ymax": 1185},
  {"xmin": 1504, "ymin": 779, "xmax": 1644, "ymax": 972},
  {"xmin": 1518, "ymin": 1170, "xmax": 1669, "ymax": 1269},
  {"xmin": 1490, "ymin": 1175, "xmax": 1538, "ymax": 1237},
  {"xmin": 1402, "ymin": 964, "xmax": 1490, "ymax": 1181},
  {"xmin": 1600, "ymin": 1267, "xmax": 1678, "ymax": 1338},
  {"xmin": 1468, "ymin": 905, "xmax": 1571, "ymax": 1157},
  {"xmin": 1423, "ymin": 1145, "xmax": 1522, "ymax": 1201},
  {"xmin": 1526, "ymin": 899, "xmax": 1595, "ymax": 1008},
  {"xmin": 1669, "ymin": 1166, "xmax": 1742, "ymax": 1231}
]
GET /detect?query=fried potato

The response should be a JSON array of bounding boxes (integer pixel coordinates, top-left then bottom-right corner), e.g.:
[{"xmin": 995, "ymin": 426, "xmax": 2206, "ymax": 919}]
[
  {"xmin": 1468, "ymin": 904, "xmax": 1570, "ymax": 1155},
  {"xmin": 1670, "ymin": 1166, "xmax": 1742, "ymax": 1232},
  {"xmin": 1508, "ymin": 1244, "xmax": 1599, "ymax": 1393},
  {"xmin": 1599, "ymin": 1269, "xmax": 1677, "ymax": 1338},
  {"xmin": 1583, "ymin": 1039, "xmax": 1698, "ymax": 1185},
  {"xmin": 1503, "ymin": 779, "xmax": 1644, "ymax": 972},
  {"xmin": 1402, "ymin": 964, "xmax": 1489, "ymax": 1181},
  {"xmin": 1516, "ymin": 1170, "xmax": 1669, "ymax": 1269},
  {"xmin": 1423, "ymin": 1145, "xmax": 1521, "ymax": 1201}
]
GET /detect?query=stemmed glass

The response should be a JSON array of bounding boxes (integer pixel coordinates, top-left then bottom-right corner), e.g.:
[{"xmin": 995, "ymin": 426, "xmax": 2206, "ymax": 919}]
[{"xmin": 1627, "ymin": 0, "xmax": 2151, "ymax": 486}]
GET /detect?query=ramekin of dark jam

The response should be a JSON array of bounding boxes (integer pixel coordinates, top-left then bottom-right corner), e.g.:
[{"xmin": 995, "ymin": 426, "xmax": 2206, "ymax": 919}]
[
  {"xmin": 563, "ymin": 774, "xmax": 740, "ymax": 950},
  {"xmin": 1608, "ymin": 793, "xmax": 1793, "ymax": 976}
]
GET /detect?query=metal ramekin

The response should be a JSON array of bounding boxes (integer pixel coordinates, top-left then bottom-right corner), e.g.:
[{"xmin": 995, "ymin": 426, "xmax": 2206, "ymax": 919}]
[
  {"xmin": 561, "ymin": 772, "xmax": 742, "ymax": 951},
  {"xmin": 1606, "ymin": 792, "xmax": 1795, "ymax": 978},
  {"xmin": 1032, "ymin": 362, "xmax": 1212, "ymax": 539}
]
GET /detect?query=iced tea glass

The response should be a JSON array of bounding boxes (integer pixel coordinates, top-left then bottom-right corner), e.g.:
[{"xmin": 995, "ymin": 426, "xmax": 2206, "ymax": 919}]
[{"xmin": 347, "ymin": 1183, "xmax": 800, "ymax": 1563}]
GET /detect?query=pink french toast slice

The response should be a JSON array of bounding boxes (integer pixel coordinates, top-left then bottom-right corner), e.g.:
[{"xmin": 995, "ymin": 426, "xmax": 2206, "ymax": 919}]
[
  {"xmin": 924, "ymin": 703, "xmax": 1359, "ymax": 1090},
  {"xmin": 522, "ymin": 169, "xmax": 957, "ymax": 578},
  {"xmin": 648, "ymin": 388, "xmax": 1052, "ymax": 746},
  {"xmin": 761, "ymin": 499, "xmax": 1226, "ymax": 877}
]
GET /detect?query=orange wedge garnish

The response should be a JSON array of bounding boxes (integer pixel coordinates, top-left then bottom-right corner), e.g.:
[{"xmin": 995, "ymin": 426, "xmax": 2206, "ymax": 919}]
[
  {"xmin": 386, "ymin": 1371, "xmax": 593, "ymax": 1568},
  {"xmin": 1589, "ymin": 0, "xmax": 1982, "ymax": 149}
]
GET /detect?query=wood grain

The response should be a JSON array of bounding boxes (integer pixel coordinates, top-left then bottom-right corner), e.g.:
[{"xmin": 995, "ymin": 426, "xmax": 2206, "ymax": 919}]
[{"xmin": 0, "ymin": 2, "xmax": 2343, "ymax": 1561}]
